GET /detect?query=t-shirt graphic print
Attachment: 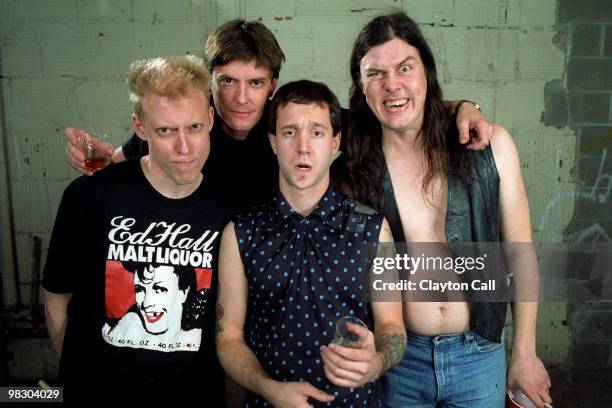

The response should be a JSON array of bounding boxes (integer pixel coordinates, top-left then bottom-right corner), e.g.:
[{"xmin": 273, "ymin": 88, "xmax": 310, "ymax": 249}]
[{"xmin": 100, "ymin": 215, "xmax": 219, "ymax": 352}]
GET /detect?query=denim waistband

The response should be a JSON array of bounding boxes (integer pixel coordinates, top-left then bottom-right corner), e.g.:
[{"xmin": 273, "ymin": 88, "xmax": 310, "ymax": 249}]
[{"xmin": 407, "ymin": 331, "xmax": 476, "ymax": 348}]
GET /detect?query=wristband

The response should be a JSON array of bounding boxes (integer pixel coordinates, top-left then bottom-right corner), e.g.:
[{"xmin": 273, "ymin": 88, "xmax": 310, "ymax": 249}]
[{"xmin": 454, "ymin": 100, "xmax": 481, "ymax": 116}]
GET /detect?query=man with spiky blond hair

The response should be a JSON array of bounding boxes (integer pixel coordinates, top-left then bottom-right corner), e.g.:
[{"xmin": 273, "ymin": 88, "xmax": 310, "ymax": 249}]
[
  {"xmin": 43, "ymin": 55, "xmax": 233, "ymax": 406},
  {"xmin": 65, "ymin": 19, "xmax": 494, "ymax": 211}
]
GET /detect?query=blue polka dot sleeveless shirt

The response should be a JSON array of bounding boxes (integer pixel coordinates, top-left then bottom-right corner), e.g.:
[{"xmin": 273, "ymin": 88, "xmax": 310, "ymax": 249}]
[{"xmin": 235, "ymin": 186, "xmax": 383, "ymax": 407}]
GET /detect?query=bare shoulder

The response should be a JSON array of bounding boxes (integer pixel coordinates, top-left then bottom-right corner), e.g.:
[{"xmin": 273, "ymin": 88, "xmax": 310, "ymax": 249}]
[
  {"xmin": 219, "ymin": 220, "xmax": 245, "ymax": 277},
  {"xmin": 489, "ymin": 123, "xmax": 516, "ymax": 152},
  {"xmin": 488, "ymin": 123, "xmax": 520, "ymax": 176},
  {"xmin": 219, "ymin": 221, "xmax": 240, "ymax": 264},
  {"xmin": 222, "ymin": 220, "xmax": 236, "ymax": 236},
  {"xmin": 220, "ymin": 221, "xmax": 239, "ymax": 249}
]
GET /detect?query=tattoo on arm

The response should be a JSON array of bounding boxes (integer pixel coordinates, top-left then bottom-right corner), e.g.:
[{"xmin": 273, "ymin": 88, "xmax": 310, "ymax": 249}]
[
  {"xmin": 375, "ymin": 333, "xmax": 406, "ymax": 373},
  {"xmin": 215, "ymin": 303, "xmax": 224, "ymax": 333}
]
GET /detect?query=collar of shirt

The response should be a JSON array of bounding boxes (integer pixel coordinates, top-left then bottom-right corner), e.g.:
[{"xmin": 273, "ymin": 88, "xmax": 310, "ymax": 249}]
[{"xmin": 269, "ymin": 184, "xmax": 347, "ymax": 231}]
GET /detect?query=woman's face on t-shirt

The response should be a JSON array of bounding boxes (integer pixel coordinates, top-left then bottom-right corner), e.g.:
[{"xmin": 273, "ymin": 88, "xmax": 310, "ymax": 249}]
[{"xmin": 134, "ymin": 265, "xmax": 188, "ymax": 335}]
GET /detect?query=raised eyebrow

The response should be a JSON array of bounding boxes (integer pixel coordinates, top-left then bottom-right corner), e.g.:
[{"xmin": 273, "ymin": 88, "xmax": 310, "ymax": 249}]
[
  {"xmin": 395, "ymin": 56, "xmax": 416, "ymax": 68},
  {"xmin": 310, "ymin": 121, "xmax": 329, "ymax": 129}
]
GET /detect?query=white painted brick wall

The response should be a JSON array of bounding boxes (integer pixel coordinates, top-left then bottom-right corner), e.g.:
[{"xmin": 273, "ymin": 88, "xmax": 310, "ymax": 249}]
[
  {"xmin": 246, "ymin": 0, "xmax": 296, "ymax": 18},
  {"xmin": 402, "ymin": 0, "xmax": 454, "ymax": 25},
  {"xmin": 1, "ymin": 0, "xmax": 78, "ymax": 23},
  {"xmin": 132, "ymin": 0, "xmax": 194, "ymax": 21},
  {"xmin": 508, "ymin": 0, "xmax": 558, "ymax": 28},
  {"xmin": 1, "ymin": 22, "xmax": 44, "ymax": 78},
  {"xmin": 519, "ymin": 31, "xmax": 565, "ymax": 79},
  {"xmin": 453, "ymin": 0, "xmax": 507, "ymax": 27},
  {"xmin": 0, "ymin": 0, "xmax": 575, "ymax": 367},
  {"xmin": 77, "ymin": 0, "xmax": 134, "ymax": 22}
]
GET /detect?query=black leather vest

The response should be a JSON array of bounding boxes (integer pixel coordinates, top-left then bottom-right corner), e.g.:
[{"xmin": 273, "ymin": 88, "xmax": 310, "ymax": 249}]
[{"xmin": 380, "ymin": 146, "xmax": 508, "ymax": 343}]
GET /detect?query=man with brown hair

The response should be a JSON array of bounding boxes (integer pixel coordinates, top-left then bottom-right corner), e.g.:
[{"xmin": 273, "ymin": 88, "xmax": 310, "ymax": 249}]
[
  {"xmin": 65, "ymin": 19, "xmax": 493, "ymax": 210},
  {"xmin": 66, "ymin": 20, "xmax": 284, "ymax": 209},
  {"xmin": 43, "ymin": 55, "xmax": 234, "ymax": 406},
  {"xmin": 216, "ymin": 80, "xmax": 406, "ymax": 407}
]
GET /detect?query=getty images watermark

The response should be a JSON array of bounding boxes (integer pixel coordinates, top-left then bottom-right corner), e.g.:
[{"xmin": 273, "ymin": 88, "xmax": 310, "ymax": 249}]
[
  {"xmin": 372, "ymin": 252, "xmax": 494, "ymax": 292},
  {"xmin": 368, "ymin": 242, "xmax": 612, "ymax": 303}
]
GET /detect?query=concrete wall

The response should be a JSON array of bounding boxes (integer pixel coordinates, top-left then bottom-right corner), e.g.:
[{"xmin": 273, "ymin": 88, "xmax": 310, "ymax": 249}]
[
  {"xmin": 0, "ymin": 0, "xmax": 606, "ymax": 378},
  {"xmin": 543, "ymin": 0, "xmax": 612, "ymax": 369}
]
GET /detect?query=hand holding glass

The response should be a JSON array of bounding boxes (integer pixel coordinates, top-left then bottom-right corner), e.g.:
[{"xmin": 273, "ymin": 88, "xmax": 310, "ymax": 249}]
[
  {"xmin": 77, "ymin": 132, "xmax": 109, "ymax": 173},
  {"xmin": 332, "ymin": 316, "xmax": 367, "ymax": 349}
]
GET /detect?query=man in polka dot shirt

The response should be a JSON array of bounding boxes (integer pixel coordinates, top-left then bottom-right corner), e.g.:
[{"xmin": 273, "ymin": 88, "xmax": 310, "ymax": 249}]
[{"xmin": 216, "ymin": 80, "xmax": 406, "ymax": 407}]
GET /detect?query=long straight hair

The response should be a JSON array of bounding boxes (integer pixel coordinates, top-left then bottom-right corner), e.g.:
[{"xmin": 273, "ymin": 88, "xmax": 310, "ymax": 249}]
[{"xmin": 345, "ymin": 12, "xmax": 462, "ymax": 208}]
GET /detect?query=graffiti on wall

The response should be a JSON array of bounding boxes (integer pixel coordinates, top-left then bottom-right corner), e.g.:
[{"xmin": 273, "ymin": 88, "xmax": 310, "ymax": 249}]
[{"xmin": 539, "ymin": 148, "xmax": 611, "ymax": 244}]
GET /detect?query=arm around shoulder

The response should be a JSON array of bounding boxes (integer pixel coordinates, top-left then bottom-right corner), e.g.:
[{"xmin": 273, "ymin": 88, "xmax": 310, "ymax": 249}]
[
  {"xmin": 64, "ymin": 127, "xmax": 117, "ymax": 175},
  {"xmin": 444, "ymin": 99, "xmax": 493, "ymax": 149},
  {"xmin": 111, "ymin": 146, "xmax": 126, "ymax": 164}
]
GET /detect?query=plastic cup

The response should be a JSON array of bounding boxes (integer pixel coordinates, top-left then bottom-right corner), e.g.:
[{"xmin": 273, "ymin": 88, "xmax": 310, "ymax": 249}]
[{"xmin": 507, "ymin": 389, "xmax": 553, "ymax": 408}]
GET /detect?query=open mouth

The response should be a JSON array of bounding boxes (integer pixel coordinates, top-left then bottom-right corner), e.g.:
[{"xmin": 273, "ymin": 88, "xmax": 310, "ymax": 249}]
[
  {"xmin": 383, "ymin": 98, "xmax": 409, "ymax": 110},
  {"xmin": 296, "ymin": 163, "xmax": 312, "ymax": 172},
  {"xmin": 145, "ymin": 311, "xmax": 164, "ymax": 323}
]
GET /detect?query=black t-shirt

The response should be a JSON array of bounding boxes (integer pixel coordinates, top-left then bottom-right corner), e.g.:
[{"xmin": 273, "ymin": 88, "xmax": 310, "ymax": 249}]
[
  {"xmin": 43, "ymin": 159, "xmax": 234, "ymax": 407},
  {"xmin": 122, "ymin": 111, "xmax": 278, "ymax": 211}
]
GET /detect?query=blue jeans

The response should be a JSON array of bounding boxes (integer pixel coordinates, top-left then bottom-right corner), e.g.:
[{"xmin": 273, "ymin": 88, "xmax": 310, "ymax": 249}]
[{"xmin": 382, "ymin": 331, "xmax": 506, "ymax": 408}]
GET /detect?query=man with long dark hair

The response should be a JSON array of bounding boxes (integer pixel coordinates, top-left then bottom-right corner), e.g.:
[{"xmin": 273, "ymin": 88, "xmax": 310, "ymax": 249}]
[
  {"xmin": 346, "ymin": 11, "xmax": 552, "ymax": 408},
  {"xmin": 64, "ymin": 19, "xmax": 493, "ymax": 211}
]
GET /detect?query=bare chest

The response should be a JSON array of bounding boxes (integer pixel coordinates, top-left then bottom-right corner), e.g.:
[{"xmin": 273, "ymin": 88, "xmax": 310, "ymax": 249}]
[{"xmin": 386, "ymin": 159, "xmax": 447, "ymax": 242}]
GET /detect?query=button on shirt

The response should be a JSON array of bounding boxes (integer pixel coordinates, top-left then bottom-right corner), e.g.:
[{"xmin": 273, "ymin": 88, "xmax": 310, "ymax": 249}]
[{"xmin": 235, "ymin": 185, "xmax": 384, "ymax": 407}]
